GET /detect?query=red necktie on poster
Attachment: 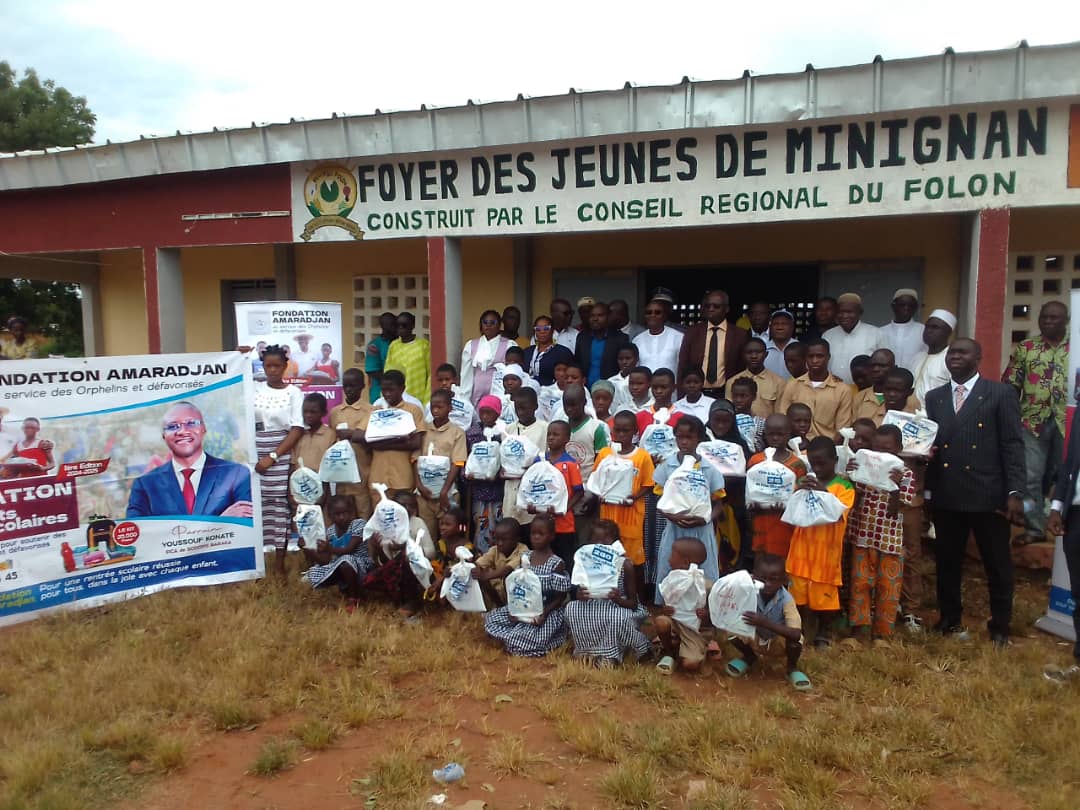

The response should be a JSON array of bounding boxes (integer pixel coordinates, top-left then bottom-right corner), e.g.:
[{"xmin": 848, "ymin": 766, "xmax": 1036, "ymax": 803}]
[{"xmin": 182, "ymin": 469, "xmax": 196, "ymax": 514}]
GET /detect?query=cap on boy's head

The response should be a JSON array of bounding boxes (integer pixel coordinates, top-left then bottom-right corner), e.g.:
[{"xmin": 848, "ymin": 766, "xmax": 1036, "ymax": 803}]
[
  {"xmin": 591, "ymin": 379, "xmax": 616, "ymax": 397},
  {"xmin": 928, "ymin": 308, "xmax": 958, "ymax": 330},
  {"xmin": 892, "ymin": 288, "xmax": 918, "ymax": 302},
  {"xmin": 576, "ymin": 296, "xmax": 596, "ymax": 308},
  {"xmin": 770, "ymin": 308, "xmax": 795, "ymax": 322},
  {"xmin": 837, "ymin": 292, "xmax": 862, "ymax": 307},
  {"xmin": 478, "ymin": 395, "xmax": 502, "ymax": 413},
  {"xmin": 650, "ymin": 287, "xmax": 676, "ymax": 305}
]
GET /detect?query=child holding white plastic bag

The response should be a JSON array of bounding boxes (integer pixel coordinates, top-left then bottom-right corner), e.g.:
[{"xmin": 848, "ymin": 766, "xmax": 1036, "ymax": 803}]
[
  {"xmin": 565, "ymin": 519, "xmax": 651, "ymax": 667},
  {"xmin": 784, "ymin": 437, "xmax": 855, "ymax": 648},
  {"xmin": 290, "ymin": 393, "xmax": 334, "ymax": 508},
  {"xmin": 484, "ymin": 514, "xmax": 572, "ymax": 657},
  {"xmin": 652, "ymin": 416, "xmax": 727, "ymax": 599},
  {"xmin": 724, "ymin": 552, "xmax": 810, "ymax": 691},
  {"xmin": 300, "ymin": 495, "xmax": 372, "ymax": 606},
  {"xmin": 465, "ymin": 396, "xmax": 506, "ymax": 552},
  {"xmin": 361, "ymin": 491, "xmax": 437, "ymax": 617},
  {"xmin": 471, "ymin": 517, "xmax": 528, "ymax": 606},
  {"xmin": 654, "ymin": 537, "xmax": 713, "ymax": 674},
  {"xmin": 413, "ymin": 389, "xmax": 468, "ymax": 540}
]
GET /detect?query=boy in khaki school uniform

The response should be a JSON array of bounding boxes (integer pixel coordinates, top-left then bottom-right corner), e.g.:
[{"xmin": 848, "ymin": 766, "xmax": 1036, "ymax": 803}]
[
  {"xmin": 730, "ymin": 338, "xmax": 786, "ymax": 418},
  {"xmin": 330, "ymin": 368, "xmax": 374, "ymax": 519},
  {"xmin": 414, "ymin": 389, "xmax": 468, "ymax": 539}
]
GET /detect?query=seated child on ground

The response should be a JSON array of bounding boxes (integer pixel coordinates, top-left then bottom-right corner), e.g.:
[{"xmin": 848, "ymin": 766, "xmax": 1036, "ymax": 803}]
[
  {"xmin": 361, "ymin": 491, "xmax": 437, "ymax": 616},
  {"xmin": 300, "ymin": 495, "xmax": 372, "ymax": 602},
  {"xmin": 564, "ymin": 519, "xmax": 651, "ymax": 667},
  {"xmin": 424, "ymin": 506, "xmax": 474, "ymax": 603},
  {"xmin": 785, "ymin": 437, "xmax": 855, "ymax": 647},
  {"xmin": 654, "ymin": 537, "xmax": 713, "ymax": 674},
  {"xmin": 725, "ymin": 552, "xmax": 810, "ymax": 690},
  {"xmin": 483, "ymin": 514, "xmax": 572, "ymax": 657},
  {"xmin": 472, "ymin": 517, "xmax": 528, "ymax": 606}
]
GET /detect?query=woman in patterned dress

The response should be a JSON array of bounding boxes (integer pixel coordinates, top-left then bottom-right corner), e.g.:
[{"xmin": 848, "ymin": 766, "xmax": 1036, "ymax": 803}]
[
  {"xmin": 300, "ymin": 495, "xmax": 372, "ymax": 603},
  {"xmin": 484, "ymin": 515, "xmax": 570, "ymax": 657},
  {"xmin": 252, "ymin": 345, "xmax": 305, "ymax": 577},
  {"xmin": 565, "ymin": 519, "xmax": 651, "ymax": 666}
]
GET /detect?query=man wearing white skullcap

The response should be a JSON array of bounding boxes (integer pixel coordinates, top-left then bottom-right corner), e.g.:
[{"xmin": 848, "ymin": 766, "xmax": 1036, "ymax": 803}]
[
  {"xmin": 911, "ymin": 309, "xmax": 956, "ymax": 404},
  {"xmin": 879, "ymin": 288, "xmax": 926, "ymax": 370},
  {"xmin": 822, "ymin": 293, "xmax": 883, "ymax": 383}
]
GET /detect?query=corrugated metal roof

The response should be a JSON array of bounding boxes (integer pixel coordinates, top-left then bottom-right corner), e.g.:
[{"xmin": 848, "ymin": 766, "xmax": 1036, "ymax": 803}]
[{"xmin": 2, "ymin": 40, "xmax": 1079, "ymax": 192}]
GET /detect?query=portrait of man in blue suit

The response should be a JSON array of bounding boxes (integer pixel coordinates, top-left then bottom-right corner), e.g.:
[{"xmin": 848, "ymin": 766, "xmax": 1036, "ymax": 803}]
[{"xmin": 126, "ymin": 402, "xmax": 253, "ymax": 519}]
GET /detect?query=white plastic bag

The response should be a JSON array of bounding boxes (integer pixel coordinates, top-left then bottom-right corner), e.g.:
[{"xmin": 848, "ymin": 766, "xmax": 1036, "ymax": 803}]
[
  {"xmin": 883, "ymin": 410, "xmax": 939, "ymax": 458},
  {"xmin": 698, "ymin": 440, "xmax": 747, "ymax": 478},
  {"xmin": 656, "ymin": 456, "xmax": 713, "ymax": 520},
  {"xmin": 849, "ymin": 448, "xmax": 906, "ymax": 492},
  {"xmin": 640, "ymin": 409, "xmax": 677, "ymax": 460},
  {"xmin": 293, "ymin": 503, "xmax": 325, "ymax": 545},
  {"xmin": 505, "ymin": 552, "xmax": 544, "ymax": 623},
  {"xmin": 780, "ymin": 487, "xmax": 848, "ymax": 527},
  {"xmin": 787, "ymin": 437, "xmax": 808, "ymax": 466},
  {"xmin": 571, "ymin": 541, "xmax": 627, "ymax": 597},
  {"xmin": 538, "ymin": 384, "xmax": 562, "ymax": 422},
  {"xmin": 362, "ymin": 482, "xmax": 411, "ymax": 546},
  {"xmin": 515, "ymin": 460, "xmax": 569, "ymax": 514},
  {"xmin": 745, "ymin": 447, "xmax": 797, "ymax": 508},
  {"xmin": 658, "ymin": 563, "xmax": 707, "ymax": 632},
  {"xmin": 499, "ymin": 433, "xmax": 540, "ymax": 479},
  {"xmin": 488, "ymin": 363, "xmax": 508, "ymax": 398},
  {"xmin": 585, "ymin": 453, "xmax": 636, "ymax": 504},
  {"xmin": 365, "ymin": 407, "xmax": 417, "ymax": 442},
  {"xmin": 405, "ymin": 527, "xmax": 434, "ymax": 589},
  {"xmin": 289, "ymin": 459, "xmax": 323, "ymax": 505},
  {"xmin": 416, "ymin": 442, "xmax": 452, "ymax": 498},
  {"xmin": 708, "ymin": 570, "xmax": 762, "ymax": 639},
  {"xmin": 440, "ymin": 546, "xmax": 487, "ymax": 612},
  {"xmin": 735, "ymin": 413, "xmax": 759, "ymax": 449},
  {"xmin": 319, "ymin": 439, "xmax": 361, "ymax": 483},
  {"xmin": 465, "ymin": 427, "xmax": 501, "ymax": 480}
]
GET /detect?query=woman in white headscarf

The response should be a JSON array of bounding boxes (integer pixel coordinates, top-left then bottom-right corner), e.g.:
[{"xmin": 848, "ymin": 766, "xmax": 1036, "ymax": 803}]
[{"xmin": 459, "ymin": 310, "xmax": 513, "ymax": 406}]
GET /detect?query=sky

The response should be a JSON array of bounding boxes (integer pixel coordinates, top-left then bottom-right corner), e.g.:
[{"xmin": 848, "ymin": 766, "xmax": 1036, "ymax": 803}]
[{"xmin": 3, "ymin": 0, "xmax": 1079, "ymax": 146}]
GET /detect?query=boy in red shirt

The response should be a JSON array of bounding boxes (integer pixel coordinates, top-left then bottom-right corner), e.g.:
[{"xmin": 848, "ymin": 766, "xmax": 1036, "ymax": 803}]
[{"xmin": 537, "ymin": 420, "xmax": 585, "ymax": 567}]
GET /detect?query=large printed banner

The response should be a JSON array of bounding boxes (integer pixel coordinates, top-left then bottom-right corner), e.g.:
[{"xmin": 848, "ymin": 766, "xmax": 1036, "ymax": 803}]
[
  {"xmin": 293, "ymin": 101, "xmax": 1080, "ymax": 242},
  {"xmin": 0, "ymin": 352, "xmax": 262, "ymax": 626},
  {"xmin": 235, "ymin": 300, "xmax": 344, "ymax": 414}
]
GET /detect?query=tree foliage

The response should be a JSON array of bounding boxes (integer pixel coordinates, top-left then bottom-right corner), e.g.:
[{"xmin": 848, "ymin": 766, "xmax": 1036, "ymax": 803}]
[
  {"xmin": 0, "ymin": 60, "xmax": 96, "ymax": 152},
  {"xmin": 0, "ymin": 279, "xmax": 84, "ymax": 356}
]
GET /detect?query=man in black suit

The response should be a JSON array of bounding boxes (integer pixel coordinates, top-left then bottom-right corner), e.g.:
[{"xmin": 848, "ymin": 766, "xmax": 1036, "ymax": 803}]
[
  {"xmin": 924, "ymin": 338, "xmax": 1026, "ymax": 647},
  {"xmin": 574, "ymin": 301, "xmax": 630, "ymax": 386},
  {"xmin": 1045, "ymin": 410, "xmax": 1080, "ymax": 679}
]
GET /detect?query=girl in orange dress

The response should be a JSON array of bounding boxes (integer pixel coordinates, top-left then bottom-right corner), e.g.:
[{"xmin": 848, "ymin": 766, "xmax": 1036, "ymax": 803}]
[{"xmin": 785, "ymin": 436, "xmax": 855, "ymax": 647}]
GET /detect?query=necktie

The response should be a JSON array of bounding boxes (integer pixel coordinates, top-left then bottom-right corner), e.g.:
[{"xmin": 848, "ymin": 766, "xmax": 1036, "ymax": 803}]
[
  {"xmin": 953, "ymin": 384, "xmax": 966, "ymax": 413},
  {"xmin": 707, "ymin": 326, "xmax": 720, "ymax": 384},
  {"xmin": 181, "ymin": 468, "xmax": 196, "ymax": 514}
]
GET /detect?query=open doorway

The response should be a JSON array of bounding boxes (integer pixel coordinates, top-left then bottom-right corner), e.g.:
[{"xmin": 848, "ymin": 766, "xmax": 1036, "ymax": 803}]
[{"xmin": 643, "ymin": 263, "xmax": 821, "ymax": 333}]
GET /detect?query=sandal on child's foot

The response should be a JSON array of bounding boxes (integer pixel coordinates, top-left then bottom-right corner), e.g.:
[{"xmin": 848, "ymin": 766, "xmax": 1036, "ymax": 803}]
[
  {"xmin": 725, "ymin": 658, "xmax": 751, "ymax": 678},
  {"xmin": 813, "ymin": 637, "xmax": 832, "ymax": 649},
  {"xmin": 788, "ymin": 670, "xmax": 812, "ymax": 690},
  {"xmin": 706, "ymin": 641, "xmax": 723, "ymax": 660},
  {"xmin": 656, "ymin": 655, "xmax": 675, "ymax": 675}
]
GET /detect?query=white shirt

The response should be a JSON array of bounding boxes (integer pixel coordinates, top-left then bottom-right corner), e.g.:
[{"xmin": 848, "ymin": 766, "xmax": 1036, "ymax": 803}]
[
  {"xmin": 913, "ymin": 348, "xmax": 950, "ymax": 404},
  {"xmin": 375, "ymin": 392, "xmax": 423, "ymax": 410},
  {"xmin": 172, "ymin": 452, "xmax": 207, "ymax": 497},
  {"xmin": 253, "ymin": 382, "xmax": 305, "ymax": 431},
  {"xmin": 291, "ymin": 349, "xmax": 319, "ymax": 377},
  {"xmin": 621, "ymin": 322, "xmax": 646, "ymax": 339},
  {"xmin": 764, "ymin": 339, "xmax": 795, "ymax": 379},
  {"xmin": 823, "ymin": 321, "xmax": 883, "ymax": 383},
  {"xmin": 673, "ymin": 396, "xmax": 713, "ymax": 423},
  {"xmin": 950, "ymin": 372, "xmax": 979, "ymax": 411},
  {"xmin": 459, "ymin": 335, "xmax": 507, "ymax": 401},
  {"xmin": 879, "ymin": 320, "xmax": 927, "ymax": 370},
  {"xmin": 633, "ymin": 327, "xmax": 684, "ymax": 373},
  {"xmin": 555, "ymin": 328, "xmax": 579, "ymax": 352}
]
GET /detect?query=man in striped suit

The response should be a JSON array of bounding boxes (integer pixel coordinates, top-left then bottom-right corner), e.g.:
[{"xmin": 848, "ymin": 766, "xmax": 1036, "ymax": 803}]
[{"xmin": 924, "ymin": 338, "xmax": 1026, "ymax": 648}]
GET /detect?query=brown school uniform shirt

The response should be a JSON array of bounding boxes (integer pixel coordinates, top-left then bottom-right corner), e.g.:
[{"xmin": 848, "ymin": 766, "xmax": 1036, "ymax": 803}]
[
  {"xmin": 730, "ymin": 367, "xmax": 786, "ymax": 418},
  {"xmin": 365, "ymin": 401, "xmax": 426, "ymax": 491},
  {"xmin": 777, "ymin": 373, "xmax": 854, "ymax": 439},
  {"xmin": 293, "ymin": 424, "xmax": 336, "ymax": 472},
  {"xmin": 474, "ymin": 541, "xmax": 528, "ymax": 600},
  {"xmin": 852, "ymin": 388, "xmax": 920, "ymax": 426},
  {"xmin": 330, "ymin": 399, "xmax": 374, "ymax": 483}
]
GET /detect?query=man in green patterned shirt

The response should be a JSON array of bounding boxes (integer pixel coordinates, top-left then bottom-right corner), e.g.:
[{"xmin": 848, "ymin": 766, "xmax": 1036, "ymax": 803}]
[
  {"xmin": 384, "ymin": 312, "xmax": 432, "ymax": 406},
  {"xmin": 1002, "ymin": 300, "xmax": 1069, "ymax": 543}
]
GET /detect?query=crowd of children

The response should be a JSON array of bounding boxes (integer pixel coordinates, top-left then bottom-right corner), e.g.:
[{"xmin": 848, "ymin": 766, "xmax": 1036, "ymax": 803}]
[{"xmin": 288, "ymin": 328, "xmax": 938, "ymax": 691}]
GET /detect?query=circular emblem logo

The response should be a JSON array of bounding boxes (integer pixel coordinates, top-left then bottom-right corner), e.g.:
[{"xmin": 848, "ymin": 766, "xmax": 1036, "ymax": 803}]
[{"xmin": 304, "ymin": 164, "xmax": 358, "ymax": 219}]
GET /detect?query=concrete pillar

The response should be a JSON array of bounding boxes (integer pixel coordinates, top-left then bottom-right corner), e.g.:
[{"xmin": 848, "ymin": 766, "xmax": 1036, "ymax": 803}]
[
  {"xmin": 79, "ymin": 274, "xmax": 104, "ymax": 356},
  {"xmin": 427, "ymin": 237, "xmax": 463, "ymax": 367},
  {"xmin": 966, "ymin": 208, "xmax": 1011, "ymax": 376},
  {"xmin": 273, "ymin": 244, "xmax": 297, "ymax": 299},
  {"xmin": 513, "ymin": 237, "xmax": 533, "ymax": 325},
  {"xmin": 144, "ymin": 247, "xmax": 186, "ymax": 353}
]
